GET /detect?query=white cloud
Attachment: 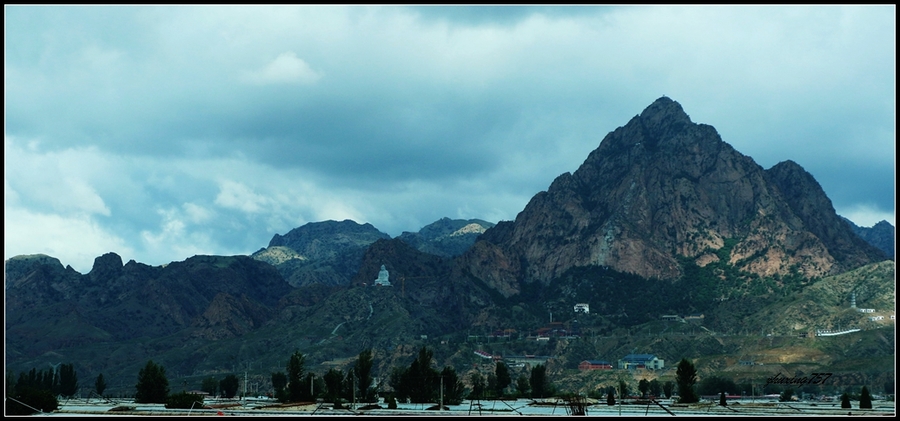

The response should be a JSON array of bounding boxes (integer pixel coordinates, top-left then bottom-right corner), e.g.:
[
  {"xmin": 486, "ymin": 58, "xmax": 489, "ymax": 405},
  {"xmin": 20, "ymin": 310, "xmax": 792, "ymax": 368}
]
[
  {"xmin": 242, "ymin": 52, "xmax": 322, "ymax": 85},
  {"xmin": 214, "ymin": 180, "xmax": 268, "ymax": 214},
  {"xmin": 139, "ymin": 206, "xmax": 220, "ymax": 263},
  {"xmin": 3, "ymin": 205, "xmax": 133, "ymax": 274},
  {"xmin": 836, "ymin": 204, "xmax": 895, "ymax": 228},
  {"xmin": 5, "ymin": 136, "xmax": 111, "ymax": 216},
  {"xmin": 183, "ymin": 202, "xmax": 214, "ymax": 224}
]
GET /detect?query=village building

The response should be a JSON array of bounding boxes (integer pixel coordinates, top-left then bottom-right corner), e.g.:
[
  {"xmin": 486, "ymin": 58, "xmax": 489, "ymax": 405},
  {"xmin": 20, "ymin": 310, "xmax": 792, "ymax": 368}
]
[
  {"xmin": 618, "ymin": 353, "xmax": 664, "ymax": 370},
  {"xmin": 578, "ymin": 360, "xmax": 613, "ymax": 371}
]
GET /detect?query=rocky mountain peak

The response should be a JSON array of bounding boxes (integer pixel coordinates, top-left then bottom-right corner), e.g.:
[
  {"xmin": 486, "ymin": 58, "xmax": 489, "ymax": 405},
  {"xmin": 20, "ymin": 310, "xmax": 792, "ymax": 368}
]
[
  {"xmin": 89, "ymin": 252, "xmax": 124, "ymax": 283},
  {"xmin": 638, "ymin": 96, "xmax": 693, "ymax": 131},
  {"xmin": 462, "ymin": 97, "xmax": 887, "ymax": 295}
]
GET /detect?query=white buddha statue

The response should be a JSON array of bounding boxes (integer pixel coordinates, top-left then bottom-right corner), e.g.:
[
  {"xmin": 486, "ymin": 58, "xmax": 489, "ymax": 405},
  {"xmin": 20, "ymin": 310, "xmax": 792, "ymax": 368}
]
[{"xmin": 374, "ymin": 264, "xmax": 391, "ymax": 286}]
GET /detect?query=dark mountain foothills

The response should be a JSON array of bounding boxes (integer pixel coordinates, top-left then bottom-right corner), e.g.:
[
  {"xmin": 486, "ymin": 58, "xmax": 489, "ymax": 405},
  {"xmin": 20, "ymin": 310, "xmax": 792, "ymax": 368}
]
[{"xmin": 5, "ymin": 97, "xmax": 894, "ymax": 398}]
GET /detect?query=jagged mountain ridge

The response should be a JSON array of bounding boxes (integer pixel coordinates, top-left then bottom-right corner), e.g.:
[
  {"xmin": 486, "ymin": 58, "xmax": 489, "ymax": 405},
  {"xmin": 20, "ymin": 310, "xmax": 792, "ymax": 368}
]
[
  {"xmin": 460, "ymin": 97, "xmax": 888, "ymax": 296},
  {"xmin": 842, "ymin": 218, "xmax": 895, "ymax": 259},
  {"xmin": 5, "ymin": 252, "xmax": 292, "ymax": 366}
]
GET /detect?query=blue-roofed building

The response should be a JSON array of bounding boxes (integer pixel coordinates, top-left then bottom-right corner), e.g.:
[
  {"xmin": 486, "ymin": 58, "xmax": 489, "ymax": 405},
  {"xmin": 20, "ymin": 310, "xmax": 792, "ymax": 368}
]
[{"xmin": 617, "ymin": 353, "xmax": 664, "ymax": 370}]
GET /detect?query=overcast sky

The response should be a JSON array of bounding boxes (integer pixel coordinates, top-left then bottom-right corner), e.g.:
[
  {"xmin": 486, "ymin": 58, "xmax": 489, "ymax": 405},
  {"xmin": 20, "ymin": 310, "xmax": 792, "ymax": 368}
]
[{"xmin": 5, "ymin": 5, "xmax": 895, "ymax": 273}]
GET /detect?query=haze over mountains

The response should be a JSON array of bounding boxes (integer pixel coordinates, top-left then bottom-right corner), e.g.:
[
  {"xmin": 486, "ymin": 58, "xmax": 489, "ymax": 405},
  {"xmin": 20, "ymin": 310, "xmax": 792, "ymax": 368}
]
[{"xmin": 4, "ymin": 97, "xmax": 894, "ymax": 396}]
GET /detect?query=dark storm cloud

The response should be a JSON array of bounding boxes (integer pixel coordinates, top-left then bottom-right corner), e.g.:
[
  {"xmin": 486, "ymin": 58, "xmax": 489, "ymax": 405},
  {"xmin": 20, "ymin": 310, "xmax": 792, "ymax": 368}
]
[{"xmin": 406, "ymin": 5, "xmax": 612, "ymax": 26}]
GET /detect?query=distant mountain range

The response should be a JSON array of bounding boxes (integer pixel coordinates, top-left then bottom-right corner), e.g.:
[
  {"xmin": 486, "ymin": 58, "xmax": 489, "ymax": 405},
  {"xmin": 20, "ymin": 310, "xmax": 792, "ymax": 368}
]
[
  {"xmin": 842, "ymin": 217, "xmax": 895, "ymax": 259},
  {"xmin": 5, "ymin": 97, "xmax": 893, "ymax": 398},
  {"xmin": 250, "ymin": 218, "xmax": 494, "ymax": 287}
]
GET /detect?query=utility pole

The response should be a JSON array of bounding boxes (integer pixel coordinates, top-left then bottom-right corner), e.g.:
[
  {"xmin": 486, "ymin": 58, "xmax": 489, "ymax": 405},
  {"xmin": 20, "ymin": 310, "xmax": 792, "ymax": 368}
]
[{"xmin": 440, "ymin": 376, "xmax": 444, "ymax": 411}]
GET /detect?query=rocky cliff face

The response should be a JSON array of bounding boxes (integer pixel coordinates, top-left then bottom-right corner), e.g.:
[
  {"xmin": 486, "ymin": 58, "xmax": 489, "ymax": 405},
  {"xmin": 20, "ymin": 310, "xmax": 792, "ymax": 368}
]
[{"xmin": 461, "ymin": 97, "xmax": 888, "ymax": 295}]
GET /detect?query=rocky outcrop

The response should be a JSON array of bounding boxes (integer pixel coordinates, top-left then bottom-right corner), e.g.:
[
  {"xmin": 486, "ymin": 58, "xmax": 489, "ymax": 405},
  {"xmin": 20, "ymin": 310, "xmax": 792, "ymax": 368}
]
[
  {"xmin": 254, "ymin": 220, "xmax": 391, "ymax": 287},
  {"xmin": 266, "ymin": 219, "xmax": 390, "ymax": 261},
  {"xmin": 397, "ymin": 217, "xmax": 495, "ymax": 257},
  {"xmin": 461, "ymin": 97, "xmax": 888, "ymax": 295}
]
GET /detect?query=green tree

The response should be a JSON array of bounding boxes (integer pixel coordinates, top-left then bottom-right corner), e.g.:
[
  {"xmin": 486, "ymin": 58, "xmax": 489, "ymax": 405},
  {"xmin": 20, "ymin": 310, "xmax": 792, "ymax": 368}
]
[
  {"xmin": 95, "ymin": 373, "xmax": 107, "ymax": 397},
  {"xmin": 440, "ymin": 366, "xmax": 466, "ymax": 405},
  {"xmin": 323, "ymin": 368, "xmax": 344, "ymax": 405},
  {"xmin": 841, "ymin": 393, "xmax": 851, "ymax": 408},
  {"xmin": 220, "ymin": 374, "xmax": 239, "ymax": 399},
  {"xmin": 353, "ymin": 349, "xmax": 376, "ymax": 403},
  {"xmin": 698, "ymin": 375, "xmax": 738, "ymax": 396},
  {"xmin": 486, "ymin": 373, "xmax": 498, "ymax": 398},
  {"xmin": 515, "ymin": 374, "xmax": 530, "ymax": 398},
  {"xmin": 494, "ymin": 362, "xmax": 511, "ymax": 397},
  {"xmin": 57, "ymin": 363, "xmax": 78, "ymax": 398},
  {"xmin": 663, "ymin": 381, "xmax": 674, "ymax": 399},
  {"xmin": 201, "ymin": 377, "xmax": 218, "ymax": 397},
  {"xmin": 271, "ymin": 372, "xmax": 287, "ymax": 402},
  {"xmin": 649, "ymin": 379, "xmax": 661, "ymax": 397},
  {"xmin": 618, "ymin": 379, "xmax": 629, "ymax": 399},
  {"xmin": 343, "ymin": 367, "xmax": 357, "ymax": 402},
  {"xmin": 286, "ymin": 351, "xmax": 306, "ymax": 402},
  {"xmin": 388, "ymin": 366, "xmax": 408, "ymax": 403},
  {"xmin": 638, "ymin": 379, "xmax": 650, "ymax": 398},
  {"xmin": 302, "ymin": 373, "xmax": 320, "ymax": 401},
  {"xmin": 134, "ymin": 360, "xmax": 169, "ymax": 404},
  {"xmin": 469, "ymin": 372, "xmax": 486, "ymax": 400},
  {"xmin": 6, "ymin": 385, "xmax": 59, "ymax": 415},
  {"xmin": 779, "ymin": 388, "xmax": 794, "ymax": 402},
  {"xmin": 166, "ymin": 391, "xmax": 204, "ymax": 409},
  {"xmin": 675, "ymin": 359, "xmax": 699, "ymax": 403},
  {"xmin": 529, "ymin": 364, "xmax": 550, "ymax": 399},
  {"xmin": 859, "ymin": 386, "xmax": 872, "ymax": 409},
  {"xmin": 404, "ymin": 346, "xmax": 440, "ymax": 403}
]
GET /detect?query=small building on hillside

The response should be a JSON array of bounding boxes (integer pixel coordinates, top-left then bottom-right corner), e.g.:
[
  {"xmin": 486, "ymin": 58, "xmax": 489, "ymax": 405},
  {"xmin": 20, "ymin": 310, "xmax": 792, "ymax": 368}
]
[
  {"xmin": 578, "ymin": 360, "xmax": 613, "ymax": 371},
  {"xmin": 660, "ymin": 314, "xmax": 680, "ymax": 321},
  {"xmin": 618, "ymin": 354, "xmax": 664, "ymax": 370},
  {"xmin": 574, "ymin": 303, "xmax": 590, "ymax": 314}
]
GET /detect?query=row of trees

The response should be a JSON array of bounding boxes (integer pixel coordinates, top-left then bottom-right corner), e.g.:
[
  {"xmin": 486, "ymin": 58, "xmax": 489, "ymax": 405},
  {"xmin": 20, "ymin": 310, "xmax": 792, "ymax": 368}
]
[
  {"xmin": 5, "ymin": 363, "xmax": 79, "ymax": 415},
  {"xmin": 10, "ymin": 354, "xmax": 883, "ymax": 414}
]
